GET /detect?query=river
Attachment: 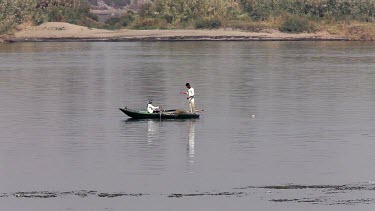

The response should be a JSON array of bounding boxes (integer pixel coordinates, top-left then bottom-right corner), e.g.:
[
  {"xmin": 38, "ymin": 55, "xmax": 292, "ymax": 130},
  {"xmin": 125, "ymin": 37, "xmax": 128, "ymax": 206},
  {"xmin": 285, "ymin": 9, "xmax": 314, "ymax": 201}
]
[{"xmin": 1, "ymin": 41, "xmax": 375, "ymax": 210}]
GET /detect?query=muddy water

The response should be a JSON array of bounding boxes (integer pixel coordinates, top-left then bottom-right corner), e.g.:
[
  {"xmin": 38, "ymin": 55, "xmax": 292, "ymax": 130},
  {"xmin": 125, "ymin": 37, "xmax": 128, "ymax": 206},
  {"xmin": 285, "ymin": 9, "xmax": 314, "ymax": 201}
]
[{"xmin": 1, "ymin": 41, "xmax": 375, "ymax": 210}]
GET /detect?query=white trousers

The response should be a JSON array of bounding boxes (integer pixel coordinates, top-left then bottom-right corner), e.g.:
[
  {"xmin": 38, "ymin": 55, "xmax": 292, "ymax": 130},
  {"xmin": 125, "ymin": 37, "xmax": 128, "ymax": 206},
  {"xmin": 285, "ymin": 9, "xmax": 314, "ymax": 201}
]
[{"xmin": 189, "ymin": 98, "xmax": 195, "ymax": 113}]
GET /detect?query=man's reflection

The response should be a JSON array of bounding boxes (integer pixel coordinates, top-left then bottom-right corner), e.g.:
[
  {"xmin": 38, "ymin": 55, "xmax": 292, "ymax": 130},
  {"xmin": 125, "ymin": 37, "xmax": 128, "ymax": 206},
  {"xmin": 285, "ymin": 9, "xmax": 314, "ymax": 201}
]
[{"xmin": 187, "ymin": 120, "xmax": 196, "ymax": 169}]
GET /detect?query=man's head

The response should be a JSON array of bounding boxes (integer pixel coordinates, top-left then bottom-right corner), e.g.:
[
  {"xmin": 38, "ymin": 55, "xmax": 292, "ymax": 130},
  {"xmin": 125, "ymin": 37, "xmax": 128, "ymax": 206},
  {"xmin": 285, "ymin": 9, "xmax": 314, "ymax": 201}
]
[{"xmin": 186, "ymin": 83, "xmax": 191, "ymax": 88}]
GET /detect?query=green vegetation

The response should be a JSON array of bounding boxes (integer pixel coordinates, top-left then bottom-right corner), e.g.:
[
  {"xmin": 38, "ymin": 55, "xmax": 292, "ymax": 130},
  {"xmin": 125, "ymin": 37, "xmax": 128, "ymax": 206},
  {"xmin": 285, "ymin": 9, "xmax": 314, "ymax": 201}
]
[
  {"xmin": 2, "ymin": 0, "xmax": 375, "ymax": 40},
  {"xmin": 131, "ymin": 0, "xmax": 375, "ymax": 30},
  {"xmin": 0, "ymin": 0, "xmax": 92, "ymax": 34},
  {"xmin": 279, "ymin": 15, "xmax": 315, "ymax": 33},
  {"xmin": 104, "ymin": 11, "xmax": 135, "ymax": 29},
  {"xmin": 114, "ymin": 0, "xmax": 375, "ymax": 35},
  {"xmin": 195, "ymin": 18, "xmax": 222, "ymax": 29},
  {"xmin": 0, "ymin": 0, "xmax": 36, "ymax": 34}
]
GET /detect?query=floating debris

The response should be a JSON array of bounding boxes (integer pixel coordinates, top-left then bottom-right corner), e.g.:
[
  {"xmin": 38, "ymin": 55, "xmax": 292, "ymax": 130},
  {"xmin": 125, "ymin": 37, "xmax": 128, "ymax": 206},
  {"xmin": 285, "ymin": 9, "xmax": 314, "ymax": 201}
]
[
  {"xmin": 97, "ymin": 193, "xmax": 146, "ymax": 198},
  {"xmin": 13, "ymin": 191, "xmax": 58, "ymax": 198},
  {"xmin": 73, "ymin": 190, "xmax": 97, "ymax": 198},
  {"xmin": 8, "ymin": 190, "xmax": 144, "ymax": 199},
  {"xmin": 3, "ymin": 183, "xmax": 375, "ymax": 205},
  {"xmin": 168, "ymin": 191, "xmax": 245, "ymax": 198},
  {"xmin": 270, "ymin": 197, "xmax": 326, "ymax": 204},
  {"xmin": 0, "ymin": 193, "xmax": 8, "ymax": 198},
  {"xmin": 239, "ymin": 183, "xmax": 375, "ymax": 191}
]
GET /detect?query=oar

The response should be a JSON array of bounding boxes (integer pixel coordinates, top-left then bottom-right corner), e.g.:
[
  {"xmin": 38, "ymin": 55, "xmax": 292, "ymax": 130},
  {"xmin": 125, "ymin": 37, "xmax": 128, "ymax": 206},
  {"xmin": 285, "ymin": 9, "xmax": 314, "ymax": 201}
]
[{"xmin": 194, "ymin": 109, "xmax": 205, "ymax": 112}]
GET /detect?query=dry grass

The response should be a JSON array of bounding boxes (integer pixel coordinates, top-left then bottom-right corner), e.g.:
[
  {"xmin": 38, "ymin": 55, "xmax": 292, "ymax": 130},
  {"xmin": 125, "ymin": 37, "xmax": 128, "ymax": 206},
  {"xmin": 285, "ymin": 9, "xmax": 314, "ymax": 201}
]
[
  {"xmin": 0, "ymin": 33, "xmax": 13, "ymax": 43},
  {"xmin": 325, "ymin": 22, "xmax": 375, "ymax": 40},
  {"xmin": 222, "ymin": 16, "xmax": 286, "ymax": 32},
  {"xmin": 343, "ymin": 23, "xmax": 375, "ymax": 40},
  {"xmin": 224, "ymin": 20, "xmax": 270, "ymax": 32}
]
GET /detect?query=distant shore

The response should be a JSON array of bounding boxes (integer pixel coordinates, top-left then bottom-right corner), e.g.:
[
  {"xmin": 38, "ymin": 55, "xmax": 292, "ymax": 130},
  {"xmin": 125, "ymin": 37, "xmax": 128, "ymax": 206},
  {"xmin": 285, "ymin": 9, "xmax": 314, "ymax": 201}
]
[{"xmin": 6, "ymin": 22, "xmax": 348, "ymax": 42}]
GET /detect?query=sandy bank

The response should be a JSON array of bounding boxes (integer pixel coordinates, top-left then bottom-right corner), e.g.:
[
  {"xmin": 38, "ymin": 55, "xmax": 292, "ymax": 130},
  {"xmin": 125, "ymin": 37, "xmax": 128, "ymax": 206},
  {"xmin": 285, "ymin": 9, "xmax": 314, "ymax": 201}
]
[{"xmin": 11, "ymin": 22, "xmax": 347, "ymax": 42}]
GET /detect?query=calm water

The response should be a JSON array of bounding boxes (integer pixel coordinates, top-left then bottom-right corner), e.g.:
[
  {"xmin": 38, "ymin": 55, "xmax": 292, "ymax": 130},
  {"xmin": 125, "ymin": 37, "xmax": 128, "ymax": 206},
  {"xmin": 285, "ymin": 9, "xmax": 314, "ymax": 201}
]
[{"xmin": 1, "ymin": 41, "xmax": 375, "ymax": 210}]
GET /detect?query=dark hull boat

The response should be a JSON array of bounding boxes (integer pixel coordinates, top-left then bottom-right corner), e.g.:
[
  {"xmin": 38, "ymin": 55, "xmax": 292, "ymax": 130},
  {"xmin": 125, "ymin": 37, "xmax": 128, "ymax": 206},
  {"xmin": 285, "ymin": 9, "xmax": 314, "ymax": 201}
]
[{"xmin": 119, "ymin": 107, "xmax": 200, "ymax": 119}]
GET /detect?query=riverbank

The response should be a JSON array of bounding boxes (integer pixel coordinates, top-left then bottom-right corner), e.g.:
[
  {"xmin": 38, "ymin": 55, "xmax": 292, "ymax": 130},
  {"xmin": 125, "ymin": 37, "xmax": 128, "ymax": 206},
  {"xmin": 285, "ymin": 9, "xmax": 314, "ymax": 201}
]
[
  {"xmin": 0, "ymin": 34, "xmax": 9, "ymax": 43},
  {"xmin": 8, "ymin": 22, "xmax": 348, "ymax": 42}
]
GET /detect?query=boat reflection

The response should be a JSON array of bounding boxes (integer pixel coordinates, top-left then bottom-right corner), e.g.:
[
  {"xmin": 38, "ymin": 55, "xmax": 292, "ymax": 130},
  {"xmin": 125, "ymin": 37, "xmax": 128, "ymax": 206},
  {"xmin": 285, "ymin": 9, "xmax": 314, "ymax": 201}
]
[
  {"xmin": 121, "ymin": 118, "xmax": 165, "ymax": 173},
  {"xmin": 122, "ymin": 118, "xmax": 161, "ymax": 143},
  {"xmin": 122, "ymin": 118, "xmax": 198, "ymax": 173},
  {"xmin": 147, "ymin": 119, "xmax": 159, "ymax": 143}
]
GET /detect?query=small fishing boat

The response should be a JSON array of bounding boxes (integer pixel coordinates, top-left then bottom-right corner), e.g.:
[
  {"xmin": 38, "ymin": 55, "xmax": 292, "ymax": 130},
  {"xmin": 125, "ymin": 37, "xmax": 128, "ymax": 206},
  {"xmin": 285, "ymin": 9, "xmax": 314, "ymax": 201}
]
[{"xmin": 119, "ymin": 107, "xmax": 200, "ymax": 119}]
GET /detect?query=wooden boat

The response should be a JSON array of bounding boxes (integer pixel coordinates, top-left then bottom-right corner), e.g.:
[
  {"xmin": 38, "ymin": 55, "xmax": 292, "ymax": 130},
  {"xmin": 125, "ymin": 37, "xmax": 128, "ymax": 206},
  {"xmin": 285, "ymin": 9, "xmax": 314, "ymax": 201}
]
[{"xmin": 119, "ymin": 107, "xmax": 200, "ymax": 119}]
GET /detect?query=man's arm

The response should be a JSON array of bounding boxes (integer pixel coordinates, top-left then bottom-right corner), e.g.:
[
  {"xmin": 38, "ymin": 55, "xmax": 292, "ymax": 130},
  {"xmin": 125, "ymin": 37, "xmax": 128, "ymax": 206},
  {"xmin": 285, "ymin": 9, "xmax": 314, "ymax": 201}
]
[{"xmin": 150, "ymin": 105, "xmax": 159, "ymax": 109}]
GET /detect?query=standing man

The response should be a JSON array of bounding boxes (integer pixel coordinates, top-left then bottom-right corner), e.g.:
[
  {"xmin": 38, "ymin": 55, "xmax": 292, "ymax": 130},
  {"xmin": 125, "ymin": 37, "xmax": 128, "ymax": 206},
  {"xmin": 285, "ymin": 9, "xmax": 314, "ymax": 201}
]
[{"xmin": 183, "ymin": 83, "xmax": 195, "ymax": 113}]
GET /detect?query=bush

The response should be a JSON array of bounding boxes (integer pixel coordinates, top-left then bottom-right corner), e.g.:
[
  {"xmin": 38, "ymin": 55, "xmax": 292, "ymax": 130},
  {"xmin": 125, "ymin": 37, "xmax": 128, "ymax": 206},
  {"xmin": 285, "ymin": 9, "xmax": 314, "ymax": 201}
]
[
  {"xmin": 0, "ymin": 0, "xmax": 38, "ymax": 33},
  {"xmin": 105, "ymin": 17, "xmax": 122, "ymax": 26},
  {"xmin": 250, "ymin": 10, "xmax": 269, "ymax": 21},
  {"xmin": 139, "ymin": 3, "xmax": 153, "ymax": 17},
  {"xmin": 131, "ymin": 18, "xmax": 167, "ymax": 30},
  {"xmin": 87, "ymin": 13, "xmax": 99, "ymax": 22},
  {"xmin": 195, "ymin": 18, "xmax": 222, "ymax": 29},
  {"xmin": 163, "ymin": 14, "xmax": 174, "ymax": 24},
  {"xmin": 279, "ymin": 16, "xmax": 315, "ymax": 33},
  {"xmin": 47, "ymin": 7, "xmax": 64, "ymax": 22},
  {"xmin": 105, "ymin": 11, "xmax": 135, "ymax": 28}
]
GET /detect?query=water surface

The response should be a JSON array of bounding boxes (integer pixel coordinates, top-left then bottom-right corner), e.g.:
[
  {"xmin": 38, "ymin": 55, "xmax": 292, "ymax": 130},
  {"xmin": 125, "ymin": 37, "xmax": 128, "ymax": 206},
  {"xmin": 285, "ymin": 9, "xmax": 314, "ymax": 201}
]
[{"xmin": 1, "ymin": 41, "xmax": 375, "ymax": 210}]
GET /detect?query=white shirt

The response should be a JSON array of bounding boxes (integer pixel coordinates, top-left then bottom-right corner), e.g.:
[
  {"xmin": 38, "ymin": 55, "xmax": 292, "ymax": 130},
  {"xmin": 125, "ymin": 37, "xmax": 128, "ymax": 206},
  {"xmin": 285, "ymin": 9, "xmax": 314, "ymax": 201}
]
[
  {"xmin": 188, "ymin": 87, "xmax": 194, "ymax": 97},
  {"xmin": 147, "ymin": 103, "xmax": 159, "ymax": 113}
]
